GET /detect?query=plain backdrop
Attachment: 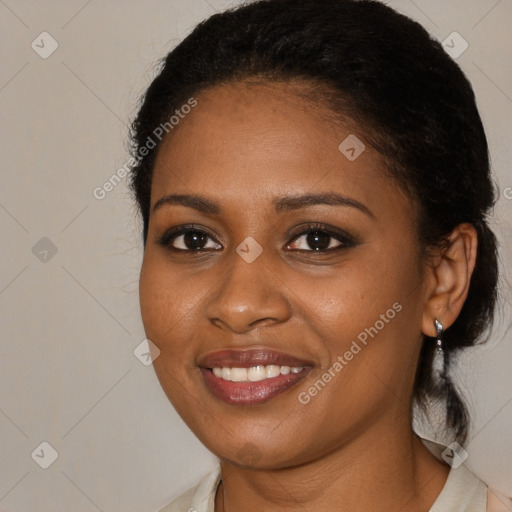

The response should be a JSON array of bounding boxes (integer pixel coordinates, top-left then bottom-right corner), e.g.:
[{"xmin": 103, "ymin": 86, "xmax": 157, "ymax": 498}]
[{"xmin": 0, "ymin": 1, "xmax": 511, "ymax": 510}]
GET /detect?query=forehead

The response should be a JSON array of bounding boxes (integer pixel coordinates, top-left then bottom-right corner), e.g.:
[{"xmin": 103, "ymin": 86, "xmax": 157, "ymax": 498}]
[{"xmin": 150, "ymin": 80, "xmax": 402, "ymax": 216}]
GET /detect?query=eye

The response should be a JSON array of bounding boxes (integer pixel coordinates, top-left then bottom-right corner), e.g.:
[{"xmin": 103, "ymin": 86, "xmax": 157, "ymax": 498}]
[
  {"xmin": 157, "ymin": 223, "xmax": 355, "ymax": 253},
  {"xmin": 286, "ymin": 223, "xmax": 355, "ymax": 252},
  {"xmin": 158, "ymin": 225, "xmax": 222, "ymax": 251}
]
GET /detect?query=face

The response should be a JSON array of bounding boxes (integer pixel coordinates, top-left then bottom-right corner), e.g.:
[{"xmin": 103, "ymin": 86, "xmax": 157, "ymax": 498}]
[{"xmin": 139, "ymin": 81, "xmax": 429, "ymax": 469}]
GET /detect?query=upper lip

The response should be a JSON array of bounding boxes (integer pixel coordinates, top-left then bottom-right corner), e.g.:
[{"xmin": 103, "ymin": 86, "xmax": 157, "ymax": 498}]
[{"xmin": 198, "ymin": 347, "xmax": 314, "ymax": 369}]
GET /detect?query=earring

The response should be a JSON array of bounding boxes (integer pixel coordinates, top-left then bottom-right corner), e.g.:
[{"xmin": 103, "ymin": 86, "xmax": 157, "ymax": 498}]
[
  {"xmin": 434, "ymin": 318, "xmax": 444, "ymax": 353},
  {"xmin": 432, "ymin": 318, "xmax": 446, "ymax": 384}
]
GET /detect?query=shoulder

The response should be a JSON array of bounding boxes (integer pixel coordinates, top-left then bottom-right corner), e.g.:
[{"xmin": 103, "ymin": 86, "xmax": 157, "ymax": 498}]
[
  {"xmin": 158, "ymin": 486, "xmax": 196, "ymax": 512},
  {"xmin": 429, "ymin": 462, "xmax": 487, "ymax": 512},
  {"xmin": 487, "ymin": 488, "xmax": 512, "ymax": 512},
  {"xmin": 158, "ymin": 466, "xmax": 221, "ymax": 512},
  {"xmin": 421, "ymin": 439, "xmax": 512, "ymax": 512},
  {"xmin": 434, "ymin": 464, "xmax": 512, "ymax": 512}
]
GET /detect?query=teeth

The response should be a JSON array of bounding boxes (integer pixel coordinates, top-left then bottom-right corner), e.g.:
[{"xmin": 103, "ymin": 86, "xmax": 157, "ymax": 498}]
[
  {"xmin": 266, "ymin": 365, "xmax": 281, "ymax": 378},
  {"xmin": 230, "ymin": 367, "xmax": 248, "ymax": 382},
  {"xmin": 211, "ymin": 365, "xmax": 304, "ymax": 381},
  {"xmin": 248, "ymin": 365, "xmax": 266, "ymax": 381}
]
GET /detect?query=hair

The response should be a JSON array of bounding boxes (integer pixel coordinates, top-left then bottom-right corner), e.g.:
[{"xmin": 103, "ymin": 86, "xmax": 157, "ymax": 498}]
[{"xmin": 129, "ymin": 0, "xmax": 499, "ymax": 445}]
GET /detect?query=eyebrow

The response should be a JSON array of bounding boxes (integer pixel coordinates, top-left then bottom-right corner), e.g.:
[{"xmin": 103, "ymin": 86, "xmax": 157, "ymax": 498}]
[{"xmin": 152, "ymin": 192, "xmax": 374, "ymax": 218}]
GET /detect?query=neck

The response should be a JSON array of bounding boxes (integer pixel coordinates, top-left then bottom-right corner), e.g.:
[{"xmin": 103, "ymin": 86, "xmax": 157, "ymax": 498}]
[{"xmin": 215, "ymin": 424, "xmax": 450, "ymax": 512}]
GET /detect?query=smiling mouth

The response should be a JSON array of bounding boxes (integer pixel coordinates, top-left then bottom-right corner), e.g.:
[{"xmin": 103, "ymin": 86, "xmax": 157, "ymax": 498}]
[
  {"xmin": 198, "ymin": 348, "xmax": 313, "ymax": 405},
  {"xmin": 200, "ymin": 366, "xmax": 312, "ymax": 405}
]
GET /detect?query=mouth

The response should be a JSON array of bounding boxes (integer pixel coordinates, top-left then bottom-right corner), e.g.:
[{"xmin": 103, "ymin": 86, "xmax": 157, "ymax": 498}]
[{"xmin": 198, "ymin": 348, "xmax": 313, "ymax": 405}]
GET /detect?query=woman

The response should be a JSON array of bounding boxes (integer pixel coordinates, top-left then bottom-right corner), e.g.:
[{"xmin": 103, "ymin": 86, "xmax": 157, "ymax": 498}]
[{"xmin": 129, "ymin": 0, "xmax": 506, "ymax": 510}]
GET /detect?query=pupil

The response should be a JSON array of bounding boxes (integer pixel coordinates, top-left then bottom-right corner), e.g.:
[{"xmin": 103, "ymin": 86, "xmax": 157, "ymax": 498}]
[
  {"xmin": 307, "ymin": 231, "xmax": 330, "ymax": 250},
  {"xmin": 184, "ymin": 231, "xmax": 207, "ymax": 249}
]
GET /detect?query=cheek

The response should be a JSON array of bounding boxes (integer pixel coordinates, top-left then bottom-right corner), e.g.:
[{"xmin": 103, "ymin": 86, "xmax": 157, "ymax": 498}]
[
  {"xmin": 297, "ymin": 262, "xmax": 403, "ymax": 335},
  {"xmin": 295, "ymin": 248, "xmax": 423, "ymax": 373},
  {"xmin": 286, "ymin": 260, "xmax": 423, "ymax": 441},
  {"xmin": 139, "ymin": 253, "xmax": 203, "ymax": 357},
  {"xmin": 138, "ymin": 253, "xmax": 207, "ymax": 415}
]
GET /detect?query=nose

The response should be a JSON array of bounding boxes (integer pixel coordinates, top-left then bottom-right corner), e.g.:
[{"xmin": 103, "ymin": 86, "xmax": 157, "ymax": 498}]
[{"xmin": 204, "ymin": 249, "xmax": 293, "ymax": 334}]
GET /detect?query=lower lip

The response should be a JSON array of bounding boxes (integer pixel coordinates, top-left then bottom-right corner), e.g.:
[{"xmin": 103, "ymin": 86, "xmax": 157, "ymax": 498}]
[{"xmin": 200, "ymin": 367, "xmax": 312, "ymax": 405}]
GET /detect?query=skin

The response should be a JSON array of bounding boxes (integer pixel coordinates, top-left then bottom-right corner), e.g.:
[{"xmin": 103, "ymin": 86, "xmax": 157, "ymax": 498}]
[{"xmin": 139, "ymin": 80, "xmax": 478, "ymax": 511}]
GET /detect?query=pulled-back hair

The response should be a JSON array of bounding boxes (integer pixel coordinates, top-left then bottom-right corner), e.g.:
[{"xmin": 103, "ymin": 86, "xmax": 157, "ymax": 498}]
[{"xmin": 129, "ymin": 0, "xmax": 499, "ymax": 445}]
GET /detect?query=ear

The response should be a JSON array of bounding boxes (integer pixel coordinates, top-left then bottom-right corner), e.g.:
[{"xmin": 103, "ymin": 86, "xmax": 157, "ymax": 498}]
[{"xmin": 421, "ymin": 223, "xmax": 478, "ymax": 337}]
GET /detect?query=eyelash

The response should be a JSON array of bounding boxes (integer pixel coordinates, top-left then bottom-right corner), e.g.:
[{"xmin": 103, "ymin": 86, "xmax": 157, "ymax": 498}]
[{"xmin": 157, "ymin": 222, "xmax": 356, "ymax": 254}]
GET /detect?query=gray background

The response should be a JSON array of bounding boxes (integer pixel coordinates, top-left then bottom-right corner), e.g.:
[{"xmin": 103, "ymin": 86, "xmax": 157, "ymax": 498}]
[{"xmin": 0, "ymin": 0, "xmax": 511, "ymax": 510}]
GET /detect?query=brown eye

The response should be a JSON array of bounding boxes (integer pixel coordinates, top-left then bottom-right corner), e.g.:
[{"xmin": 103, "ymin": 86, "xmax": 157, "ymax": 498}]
[
  {"xmin": 286, "ymin": 224, "xmax": 356, "ymax": 252},
  {"xmin": 158, "ymin": 226, "xmax": 222, "ymax": 251},
  {"xmin": 288, "ymin": 230, "xmax": 342, "ymax": 251}
]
